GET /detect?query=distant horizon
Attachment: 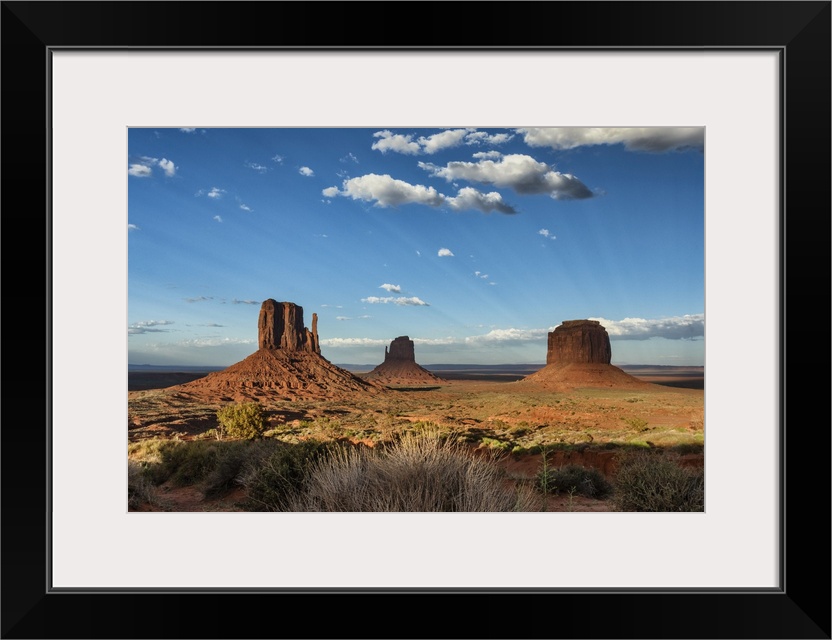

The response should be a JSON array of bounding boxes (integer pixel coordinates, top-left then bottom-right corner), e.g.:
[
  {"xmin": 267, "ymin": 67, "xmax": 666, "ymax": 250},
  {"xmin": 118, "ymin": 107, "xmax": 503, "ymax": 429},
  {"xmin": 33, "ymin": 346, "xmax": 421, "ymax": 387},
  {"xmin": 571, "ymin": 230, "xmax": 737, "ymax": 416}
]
[
  {"xmin": 129, "ymin": 127, "xmax": 704, "ymax": 367},
  {"xmin": 127, "ymin": 360, "xmax": 705, "ymax": 370}
]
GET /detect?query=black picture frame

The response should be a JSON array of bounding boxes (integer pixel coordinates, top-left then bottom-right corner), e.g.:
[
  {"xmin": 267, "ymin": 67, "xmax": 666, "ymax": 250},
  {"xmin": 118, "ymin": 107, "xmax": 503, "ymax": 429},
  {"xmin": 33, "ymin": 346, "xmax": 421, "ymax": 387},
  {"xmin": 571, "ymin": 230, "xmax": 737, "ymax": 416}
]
[{"xmin": 2, "ymin": 2, "xmax": 829, "ymax": 638}]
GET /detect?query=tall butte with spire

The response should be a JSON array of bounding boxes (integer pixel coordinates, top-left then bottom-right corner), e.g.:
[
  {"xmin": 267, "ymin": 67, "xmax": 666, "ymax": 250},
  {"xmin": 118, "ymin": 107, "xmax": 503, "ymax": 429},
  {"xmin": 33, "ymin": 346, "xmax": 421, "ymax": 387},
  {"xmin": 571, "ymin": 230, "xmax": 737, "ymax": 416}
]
[
  {"xmin": 363, "ymin": 336, "xmax": 442, "ymax": 386},
  {"xmin": 171, "ymin": 299, "xmax": 383, "ymax": 401},
  {"xmin": 520, "ymin": 319, "xmax": 655, "ymax": 390}
]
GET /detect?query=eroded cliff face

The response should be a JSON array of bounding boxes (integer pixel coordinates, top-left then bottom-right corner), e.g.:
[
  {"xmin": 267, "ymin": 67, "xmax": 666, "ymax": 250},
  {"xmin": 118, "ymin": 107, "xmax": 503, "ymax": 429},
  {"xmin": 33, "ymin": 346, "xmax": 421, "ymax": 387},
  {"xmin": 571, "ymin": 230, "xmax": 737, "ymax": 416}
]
[
  {"xmin": 258, "ymin": 299, "xmax": 319, "ymax": 354},
  {"xmin": 366, "ymin": 335, "xmax": 442, "ymax": 385},
  {"xmin": 385, "ymin": 336, "xmax": 415, "ymax": 362},
  {"xmin": 546, "ymin": 320, "xmax": 611, "ymax": 365}
]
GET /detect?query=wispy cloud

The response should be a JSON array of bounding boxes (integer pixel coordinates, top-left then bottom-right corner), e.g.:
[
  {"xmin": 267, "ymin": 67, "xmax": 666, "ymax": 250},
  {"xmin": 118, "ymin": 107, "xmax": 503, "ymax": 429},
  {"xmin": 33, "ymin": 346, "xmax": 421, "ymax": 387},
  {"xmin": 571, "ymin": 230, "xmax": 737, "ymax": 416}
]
[
  {"xmin": 340, "ymin": 152, "xmax": 359, "ymax": 164},
  {"xmin": 245, "ymin": 162, "xmax": 268, "ymax": 173},
  {"xmin": 419, "ymin": 154, "xmax": 593, "ymax": 200},
  {"xmin": 213, "ymin": 215, "xmax": 223, "ymax": 223},
  {"xmin": 474, "ymin": 271, "xmax": 488, "ymax": 279},
  {"xmin": 206, "ymin": 187, "xmax": 226, "ymax": 199},
  {"xmin": 128, "ymin": 320, "xmax": 174, "ymax": 335},
  {"xmin": 538, "ymin": 228, "xmax": 556, "ymax": 240},
  {"xmin": 517, "ymin": 127, "xmax": 704, "ymax": 152},
  {"xmin": 379, "ymin": 283, "xmax": 401, "ymax": 293},
  {"xmin": 239, "ymin": 203, "xmax": 252, "ymax": 212},
  {"xmin": 232, "ymin": 298, "xmax": 259, "ymax": 305},
  {"xmin": 184, "ymin": 296, "xmax": 213, "ymax": 303},
  {"xmin": 361, "ymin": 296, "xmax": 430, "ymax": 306},
  {"xmin": 591, "ymin": 314, "xmax": 705, "ymax": 340},
  {"xmin": 179, "ymin": 128, "xmax": 196, "ymax": 133},
  {"xmin": 128, "ymin": 223, "xmax": 140, "ymax": 231},
  {"xmin": 299, "ymin": 166, "xmax": 315, "ymax": 177},
  {"xmin": 438, "ymin": 248, "xmax": 454, "ymax": 257},
  {"xmin": 272, "ymin": 154, "xmax": 285, "ymax": 164}
]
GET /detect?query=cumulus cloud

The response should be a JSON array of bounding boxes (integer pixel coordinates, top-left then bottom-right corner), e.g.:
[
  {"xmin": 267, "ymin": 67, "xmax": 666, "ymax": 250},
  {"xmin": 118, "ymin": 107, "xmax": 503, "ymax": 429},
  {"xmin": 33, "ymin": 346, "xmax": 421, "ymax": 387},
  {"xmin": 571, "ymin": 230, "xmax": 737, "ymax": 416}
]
[
  {"xmin": 323, "ymin": 174, "xmax": 516, "ymax": 214},
  {"xmin": 538, "ymin": 228, "xmax": 556, "ymax": 240},
  {"xmin": 517, "ymin": 127, "xmax": 704, "ymax": 152},
  {"xmin": 472, "ymin": 150, "xmax": 503, "ymax": 159},
  {"xmin": 372, "ymin": 129, "xmax": 515, "ymax": 155},
  {"xmin": 207, "ymin": 187, "xmax": 226, "ymax": 199},
  {"xmin": 299, "ymin": 166, "xmax": 315, "ymax": 177},
  {"xmin": 379, "ymin": 283, "xmax": 401, "ymax": 293},
  {"xmin": 420, "ymin": 154, "xmax": 593, "ymax": 200},
  {"xmin": 590, "ymin": 314, "xmax": 705, "ymax": 340},
  {"xmin": 128, "ymin": 163, "xmax": 152, "ymax": 177},
  {"xmin": 128, "ymin": 223, "xmax": 140, "ymax": 231},
  {"xmin": 371, "ymin": 130, "xmax": 421, "ymax": 155},
  {"xmin": 158, "ymin": 158, "xmax": 176, "ymax": 177},
  {"xmin": 361, "ymin": 296, "xmax": 430, "ymax": 306},
  {"xmin": 184, "ymin": 296, "xmax": 213, "ymax": 303},
  {"xmin": 324, "ymin": 174, "xmax": 444, "ymax": 208},
  {"xmin": 445, "ymin": 187, "xmax": 516, "ymax": 214},
  {"xmin": 213, "ymin": 215, "xmax": 223, "ymax": 223},
  {"xmin": 437, "ymin": 248, "xmax": 454, "ymax": 257}
]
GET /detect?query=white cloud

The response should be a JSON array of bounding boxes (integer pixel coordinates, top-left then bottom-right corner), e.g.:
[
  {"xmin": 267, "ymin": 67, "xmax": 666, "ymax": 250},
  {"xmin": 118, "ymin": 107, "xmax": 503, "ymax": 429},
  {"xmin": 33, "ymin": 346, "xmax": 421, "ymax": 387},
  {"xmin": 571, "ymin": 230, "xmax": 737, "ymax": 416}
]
[
  {"xmin": 417, "ymin": 129, "xmax": 473, "ymax": 154},
  {"xmin": 319, "ymin": 337, "xmax": 389, "ymax": 348},
  {"xmin": 420, "ymin": 154, "xmax": 593, "ymax": 200},
  {"xmin": 438, "ymin": 248, "xmax": 454, "ymax": 257},
  {"xmin": 128, "ymin": 319, "xmax": 174, "ymax": 335},
  {"xmin": 445, "ymin": 187, "xmax": 516, "ymax": 214},
  {"xmin": 465, "ymin": 131, "xmax": 514, "ymax": 146},
  {"xmin": 207, "ymin": 187, "xmax": 225, "ymax": 199},
  {"xmin": 272, "ymin": 154, "xmax": 285, "ymax": 164},
  {"xmin": 538, "ymin": 228, "xmax": 556, "ymax": 240},
  {"xmin": 324, "ymin": 174, "xmax": 516, "ymax": 214},
  {"xmin": 299, "ymin": 166, "xmax": 315, "ymax": 177},
  {"xmin": 179, "ymin": 128, "xmax": 196, "ymax": 133},
  {"xmin": 213, "ymin": 215, "xmax": 223, "ymax": 223},
  {"xmin": 474, "ymin": 271, "xmax": 488, "ymax": 279},
  {"xmin": 325, "ymin": 174, "xmax": 444, "ymax": 208},
  {"xmin": 128, "ymin": 163, "xmax": 152, "ymax": 177},
  {"xmin": 184, "ymin": 296, "xmax": 213, "ymax": 303},
  {"xmin": 158, "ymin": 158, "xmax": 176, "ymax": 177},
  {"xmin": 178, "ymin": 337, "xmax": 256, "ymax": 348},
  {"xmin": 128, "ymin": 223, "xmax": 140, "ymax": 231},
  {"xmin": 590, "ymin": 314, "xmax": 705, "ymax": 340},
  {"xmin": 246, "ymin": 162, "xmax": 268, "ymax": 173},
  {"xmin": 517, "ymin": 127, "xmax": 704, "ymax": 152},
  {"xmin": 239, "ymin": 204, "xmax": 252, "ymax": 212},
  {"xmin": 416, "ymin": 250, "xmax": 421, "ymax": 257},
  {"xmin": 371, "ymin": 130, "xmax": 421, "ymax": 155},
  {"xmin": 472, "ymin": 150, "xmax": 503, "ymax": 159},
  {"xmin": 341, "ymin": 152, "xmax": 359, "ymax": 164},
  {"xmin": 336, "ymin": 316, "xmax": 351, "ymax": 321},
  {"xmin": 361, "ymin": 296, "xmax": 429, "ymax": 306},
  {"xmin": 232, "ymin": 299, "xmax": 259, "ymax": 305},
  {"xmin": 379, "ymin": 283, "xmax": 401, "ymax": 293}
]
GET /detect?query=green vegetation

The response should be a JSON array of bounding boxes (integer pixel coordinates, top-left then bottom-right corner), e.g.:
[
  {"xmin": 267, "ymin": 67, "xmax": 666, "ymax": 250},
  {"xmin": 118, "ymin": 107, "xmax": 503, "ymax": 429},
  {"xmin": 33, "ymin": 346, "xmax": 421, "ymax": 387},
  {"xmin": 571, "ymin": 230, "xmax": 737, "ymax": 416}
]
[{"xmin": 216, "ymin": 402, "xmax": 266, "ymax": 440}]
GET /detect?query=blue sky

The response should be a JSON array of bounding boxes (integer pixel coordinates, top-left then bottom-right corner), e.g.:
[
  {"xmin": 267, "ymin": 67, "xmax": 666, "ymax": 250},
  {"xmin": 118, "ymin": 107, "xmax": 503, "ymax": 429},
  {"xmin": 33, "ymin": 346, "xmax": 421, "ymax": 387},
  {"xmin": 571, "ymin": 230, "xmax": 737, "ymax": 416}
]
[{"xmin": 128, "ymin": 127, "xmax": 704, "ymax": 367}]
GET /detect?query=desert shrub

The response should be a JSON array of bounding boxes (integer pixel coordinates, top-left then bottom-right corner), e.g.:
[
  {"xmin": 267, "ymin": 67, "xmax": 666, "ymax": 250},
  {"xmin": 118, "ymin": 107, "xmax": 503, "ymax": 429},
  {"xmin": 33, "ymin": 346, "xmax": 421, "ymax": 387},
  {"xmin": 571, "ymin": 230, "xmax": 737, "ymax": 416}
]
[
  {"xmin": 536, "ymin": 464, "xmax": 613, "ymax": 499},
  {"xmin": 239, "ymin": 440, "xmax": 338, "ymax": 511},
  {"xmin": 216, "ymin": 402, "xmax": 266, "ymax": 440},
  {"xmin": 199, "ymin": 440, "xmax": 280, "ymax": 499},
  {"xmin": 293, "ymin": 430, "xmax": 539, "ymax": 512},
  {"xmin": 612, "ymin": 451, "xmax": 704, "ymax": 512},
  {"xmin": 128, "ymin": 460, "xmax": 158, "ymax": 509}
]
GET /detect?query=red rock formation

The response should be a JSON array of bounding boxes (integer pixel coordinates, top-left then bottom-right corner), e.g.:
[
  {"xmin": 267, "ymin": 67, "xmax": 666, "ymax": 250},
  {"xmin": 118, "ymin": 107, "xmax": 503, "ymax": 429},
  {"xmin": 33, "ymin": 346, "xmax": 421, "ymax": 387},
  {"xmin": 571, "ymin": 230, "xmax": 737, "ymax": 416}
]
[
  {"xmin": 258, "ymin": 299, "xmax": 320, "ymax": 354},
  {"xmin": 173, "ymin": 299, "xmax": 382, "ymax": 400},
  {"xmin": 546, "ymin": 319, "xmax": 611, "ymax": 364},
  {"xmin": 521, "ymin": 319, "xmax": 655, "ymax": 390},
  {"xmin": 364, "ymin": 336, "xmax": 442, "ymax": 386}
]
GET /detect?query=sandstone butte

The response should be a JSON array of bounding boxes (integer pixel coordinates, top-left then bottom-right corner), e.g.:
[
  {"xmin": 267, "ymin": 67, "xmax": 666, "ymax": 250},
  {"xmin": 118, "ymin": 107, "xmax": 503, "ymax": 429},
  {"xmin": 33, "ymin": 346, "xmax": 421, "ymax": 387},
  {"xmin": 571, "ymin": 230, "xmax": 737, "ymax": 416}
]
[
  {"xmin": 168, "ymin": 299, "xmax": 385, "ymax": 401},
  {"xmin": 363, "ymin": 336, "xmax": 443, "ymax": 386},
  {"xmin": 520, "ymin": 319, "xmax": 657, "ymax": 390}
]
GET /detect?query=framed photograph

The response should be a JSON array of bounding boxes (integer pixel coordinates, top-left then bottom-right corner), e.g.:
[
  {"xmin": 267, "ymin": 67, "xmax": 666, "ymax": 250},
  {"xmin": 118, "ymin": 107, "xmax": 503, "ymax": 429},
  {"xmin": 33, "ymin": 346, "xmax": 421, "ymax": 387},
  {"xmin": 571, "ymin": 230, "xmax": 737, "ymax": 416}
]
[{"xmin": 4, "ymin": 1, "xmax": 829, "ymax": 638}]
